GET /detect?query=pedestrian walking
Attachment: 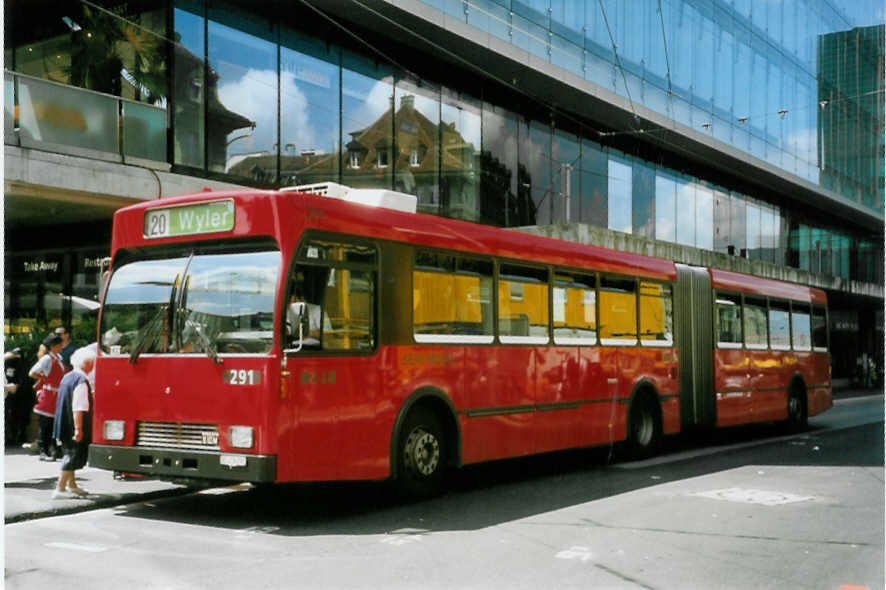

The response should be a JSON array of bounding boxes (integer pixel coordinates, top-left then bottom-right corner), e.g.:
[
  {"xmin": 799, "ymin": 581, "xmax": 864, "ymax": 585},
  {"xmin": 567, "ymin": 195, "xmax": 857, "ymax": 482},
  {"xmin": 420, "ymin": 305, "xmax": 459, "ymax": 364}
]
[
  {"xmin": 29, "ymin": 334, "xmax": 67, "ymax": 460},
  {"xmin": 4, "ymin": 347, "xmax": 33, "ymax": 446},
  {"xmin": 51, "ymin": 345, "xmax": 96, "ymax": 499},
  {"xmin": 55, "ymin": 325, "xmax": 76, "ymax": 369}
]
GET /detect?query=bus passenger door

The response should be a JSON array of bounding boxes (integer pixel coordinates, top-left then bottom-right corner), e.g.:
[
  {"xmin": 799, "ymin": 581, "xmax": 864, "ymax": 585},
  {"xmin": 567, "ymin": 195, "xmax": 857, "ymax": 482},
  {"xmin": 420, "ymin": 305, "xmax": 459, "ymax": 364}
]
[{"xmin": 282, "ymin": 239, "xmax": 383, "ymax": 481}]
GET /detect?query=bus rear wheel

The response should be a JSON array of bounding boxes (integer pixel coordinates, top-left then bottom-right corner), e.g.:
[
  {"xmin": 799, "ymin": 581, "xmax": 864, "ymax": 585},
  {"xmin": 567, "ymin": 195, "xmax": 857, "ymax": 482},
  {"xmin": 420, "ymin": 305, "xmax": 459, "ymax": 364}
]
[
  {"xmin": 785, "ymin": 386, "xmax": 808, "ymax": 433},
  {"xmin": 627, "ymin": 394, "xmax": 662, "ymax": 459},
  {"xmin": 396, "ymin": 406, "xmax": 446, "ymax": 499}
]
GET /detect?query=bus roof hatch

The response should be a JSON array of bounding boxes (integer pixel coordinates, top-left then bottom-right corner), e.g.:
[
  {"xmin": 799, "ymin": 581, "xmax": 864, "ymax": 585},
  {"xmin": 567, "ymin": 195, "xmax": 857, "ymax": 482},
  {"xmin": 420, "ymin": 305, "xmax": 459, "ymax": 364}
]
[{"xmin": 281, "ymin": 182, "xmax": 417, "ymax": 214}]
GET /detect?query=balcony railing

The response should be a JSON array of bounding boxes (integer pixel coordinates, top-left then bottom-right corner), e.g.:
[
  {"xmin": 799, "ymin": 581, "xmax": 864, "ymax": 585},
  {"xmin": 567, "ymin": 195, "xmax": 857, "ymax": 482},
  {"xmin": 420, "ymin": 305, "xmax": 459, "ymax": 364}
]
[{"xmin": 4, "ymin": 70, "xmax": 168, "ymax": 168}]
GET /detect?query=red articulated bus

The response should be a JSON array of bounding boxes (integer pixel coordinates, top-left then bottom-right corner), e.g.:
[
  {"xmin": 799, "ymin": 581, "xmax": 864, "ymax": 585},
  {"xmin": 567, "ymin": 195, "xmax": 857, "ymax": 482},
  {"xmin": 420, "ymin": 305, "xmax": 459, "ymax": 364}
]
[{"xmin": 88, "ymin": 183, "xmax": 831, "ymax": 497}]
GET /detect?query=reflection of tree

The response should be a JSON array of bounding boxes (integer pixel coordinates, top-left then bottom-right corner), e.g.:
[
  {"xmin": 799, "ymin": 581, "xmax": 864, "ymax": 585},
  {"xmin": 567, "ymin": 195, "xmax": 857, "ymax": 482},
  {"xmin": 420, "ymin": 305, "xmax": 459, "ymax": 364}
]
[{"xmin": 68, "ymin": 4, "xmax": 167, "ymax": 103}]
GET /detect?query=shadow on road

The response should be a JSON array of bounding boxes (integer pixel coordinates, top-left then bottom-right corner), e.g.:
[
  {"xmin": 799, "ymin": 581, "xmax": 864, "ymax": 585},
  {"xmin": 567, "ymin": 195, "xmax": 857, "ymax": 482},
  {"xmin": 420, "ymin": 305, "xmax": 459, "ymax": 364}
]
[{"xmin": 111, "ymin": 420, "xmax": 883, "ymax": 537}]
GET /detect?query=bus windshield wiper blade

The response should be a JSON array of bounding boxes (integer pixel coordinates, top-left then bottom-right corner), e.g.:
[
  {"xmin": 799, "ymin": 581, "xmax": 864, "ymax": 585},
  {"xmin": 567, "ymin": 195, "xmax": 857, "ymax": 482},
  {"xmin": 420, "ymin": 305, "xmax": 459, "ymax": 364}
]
[
  {"xmin": 129, "ymin": 305, "xmax": 167, "ymax": 364},
  {"xmin": 184, "ymin": 317, "xmax": 222, "ymax": 365}
]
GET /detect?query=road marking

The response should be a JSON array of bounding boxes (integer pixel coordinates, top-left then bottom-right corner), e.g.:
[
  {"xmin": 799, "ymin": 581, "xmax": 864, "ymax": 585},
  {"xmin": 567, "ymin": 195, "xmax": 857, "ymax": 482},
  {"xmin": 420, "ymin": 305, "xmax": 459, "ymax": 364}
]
[
  {"xmin": 691, "ymin": 488, "xmax": 814, "ymax": 506},
  {"xmin": 235, "ymin": 525, "xmax": 280, "ymax": 539},
  {"xmin": 555, "ymin": 546, "xmax": 593, "ymax": 562},
  {"xmin": 837, "ymin": 586, "xmax": 869, "ymax": 590},
  {"xmin": 45, "ymin": 542, "xmax": 108, "ymax": 553}
]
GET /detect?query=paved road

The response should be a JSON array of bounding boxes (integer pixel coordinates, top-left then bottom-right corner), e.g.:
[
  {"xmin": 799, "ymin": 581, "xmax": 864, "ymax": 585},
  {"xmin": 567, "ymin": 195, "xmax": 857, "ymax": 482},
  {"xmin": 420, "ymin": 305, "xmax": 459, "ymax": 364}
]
[{"xmin": 5, "ymin": 395, "xmax": 883, "ymax": 590}]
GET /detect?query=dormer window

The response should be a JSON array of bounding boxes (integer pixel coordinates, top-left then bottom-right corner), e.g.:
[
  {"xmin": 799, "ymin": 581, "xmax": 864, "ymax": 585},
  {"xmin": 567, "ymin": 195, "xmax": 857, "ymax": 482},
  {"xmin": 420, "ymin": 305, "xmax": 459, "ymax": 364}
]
[{"xmin": 377, "ymin": 147, "xmax": 390, "ymax": 168}]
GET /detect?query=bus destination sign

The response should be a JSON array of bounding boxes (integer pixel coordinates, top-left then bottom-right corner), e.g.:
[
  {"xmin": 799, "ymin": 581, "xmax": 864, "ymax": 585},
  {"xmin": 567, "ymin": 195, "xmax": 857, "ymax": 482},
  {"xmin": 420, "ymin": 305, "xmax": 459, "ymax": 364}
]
[{"xmin": 144, "ymin": 200, "xmax": 235, "ymax": 239}]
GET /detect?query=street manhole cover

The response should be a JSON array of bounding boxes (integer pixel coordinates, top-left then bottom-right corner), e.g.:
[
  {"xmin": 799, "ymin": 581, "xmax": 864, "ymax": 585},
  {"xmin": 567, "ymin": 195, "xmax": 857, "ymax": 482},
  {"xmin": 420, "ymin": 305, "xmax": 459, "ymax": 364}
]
[{"xmin": 691, "ymin": 487, "xmax": 814, "ymax": 506}]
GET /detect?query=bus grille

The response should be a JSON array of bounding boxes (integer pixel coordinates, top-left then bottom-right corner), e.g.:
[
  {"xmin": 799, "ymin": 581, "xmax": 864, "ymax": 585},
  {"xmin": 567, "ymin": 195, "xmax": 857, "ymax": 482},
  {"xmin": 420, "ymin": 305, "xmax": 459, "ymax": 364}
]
[{"xmin": 135, "ymin": 421, "xmax": 221, "ymax": 451}]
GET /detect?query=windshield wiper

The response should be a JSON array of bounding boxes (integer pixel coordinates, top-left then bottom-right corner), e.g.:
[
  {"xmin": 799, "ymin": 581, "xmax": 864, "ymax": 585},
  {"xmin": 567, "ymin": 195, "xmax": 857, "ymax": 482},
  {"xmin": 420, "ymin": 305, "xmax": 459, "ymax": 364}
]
[
  {"xmin": 184, "ymin": 317, "xmax": 222, "ymax": 364},
  {"xmin": 129, "ymin": 305, "xmax": 168, "ymax": 364}
]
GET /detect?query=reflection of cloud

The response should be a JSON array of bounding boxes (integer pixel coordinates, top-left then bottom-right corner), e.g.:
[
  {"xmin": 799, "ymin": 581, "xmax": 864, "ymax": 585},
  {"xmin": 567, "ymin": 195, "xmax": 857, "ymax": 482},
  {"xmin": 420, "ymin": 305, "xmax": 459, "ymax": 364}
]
[
  {"xmin": 218, "ymin": 69, "xmax": 276, "ymax": 153},
  {"xmin": 343, "ymin": 78, "xmax": 393, "ymax": 132}
]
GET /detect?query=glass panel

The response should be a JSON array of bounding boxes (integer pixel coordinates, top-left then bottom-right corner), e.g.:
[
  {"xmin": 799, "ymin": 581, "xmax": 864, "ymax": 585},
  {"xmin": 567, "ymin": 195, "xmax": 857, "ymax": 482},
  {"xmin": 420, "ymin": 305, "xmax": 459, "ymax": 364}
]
[
  {"xmin": 207, "ymin": 18, "xmax": 278, "ymax": 181},
  {"xmin": 122, "ymin": 101, "xmax": 166, "ymax": 162},
  {"xmin": 730, "ymin": 194, "xmax": 747, "ymax": 256},
  {"xmin": 713, "ymin": 190, "xmax": 730, "ymax": 254},
  {"xmin": 520, "ymin": 119, "xmax": 553, "ymax": 225},
  {"xmin": 599, "ymin": 276, "xmax": 637, "ymax": 345},
  {"xmin": 342, "ymin": 51, "xmax": 394, "ymax": 189},
  {"xmin": 481, "ymin": 102, "xmax": 519, "ymax": 227},
  {"xmin": 395, "ymin": 79, "xmax": 439, "ymax": 211},
  {"xmin": 321, "ymin": 268, "xmax": 374, "ymax": 351},
  {"xmin": 695, "ymin": 185, "xmax": 713, "ymax": 250},
  {"xmin": 17, "ymin": 76, "xmax": 118, "ymax": 153},
  {"xmin": 768, "ymin": 300, "xmax": 791, "ymax": 350},
  {"xmin": 101, "ymin": 256, "xmax": 189, "ymax": 354},
  {"xmin": 552, "ymin": 128, "xmax": 580, "ymax": 223},
  {"xmin": 632, "ymin": 160, "xmax": 655, "ymax": 238},
  {"xmin": 441, "ymin": 88, "xmax": 482, "ymax": 221},
  {"xmin": 716, "ymin": 293, "xmax": 743, "ymax": 347},
  {"xmin": 655, "ymin": 174, "xmax": 676, "ymax": 242},
  {"xmin": 4, "ymin": 252, "xmax": 66, "ymax": 337},
  {"xmin": 791, "ymin": 305, "xmax": 811, "ymax": 351},
  {"xmin": 280, "ymin": 31, "xmax": 341, "ymax": 187},
  {"xmin": 553, "ymin": 272, "xmax": 596, "ymax": 344},
  {"xmin": 608, "ymin": 158, "xmax": 632, "ymax": 233},
  {"xmin": 173, "ymin": 6, "xmax": 205, "ymax": 169},
  {"xmin": 579, "ymin": 138, "xmax": 607, "ymax": 227},
  {"xmin": 180, "ymin": 251, "xmax": 280, "ymax": 354},
  {"xmin": 5, "ymin": 72, "xmax": 15, "ymax": 140},
  {"xmin": 498, "ymin": 265, "xmax": 549, "ymax": 343},
  {"xmin": 744, "ymin": 296, "xmax": 768, "ymax": 349},
  {"xmin": 676, "ymin": 180, "xmax": 695, "ymax": 246},
  {"xmin": 101, "ymin": 249, "xmax": 280, "ymax": 356},
  {"xmin": 413, "ymin": 252, "xmax": 493, "ymax": 342},
  {"xmin": 639, "ymin": 281, "xmax": 673, "ymax": 346},
  {"xmin": 746, "ymin": 202, "xmax": 761, "ymax": 259},
  {"xmin": 812, "ymin": 306, "xmax": 828, "ymax": 350},
  {"xmin": 70, "ymin": 250, "xmax": 107, "ymax": 344}
]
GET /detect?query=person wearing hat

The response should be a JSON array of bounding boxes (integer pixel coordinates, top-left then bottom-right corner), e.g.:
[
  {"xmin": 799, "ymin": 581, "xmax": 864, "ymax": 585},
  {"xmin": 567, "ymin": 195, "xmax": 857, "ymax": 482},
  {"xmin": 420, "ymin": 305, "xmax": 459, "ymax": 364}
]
[{"xmin": 29, "ymin": 334, "xmax": 67, "ymax": 460}]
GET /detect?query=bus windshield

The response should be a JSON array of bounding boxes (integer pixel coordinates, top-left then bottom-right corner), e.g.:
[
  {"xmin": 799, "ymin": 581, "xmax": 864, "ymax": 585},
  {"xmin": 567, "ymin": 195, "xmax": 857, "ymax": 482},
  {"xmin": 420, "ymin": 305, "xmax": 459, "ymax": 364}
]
[{"xmin": 100, "ymin": 248, "xmax": 280, "ymax": 357}]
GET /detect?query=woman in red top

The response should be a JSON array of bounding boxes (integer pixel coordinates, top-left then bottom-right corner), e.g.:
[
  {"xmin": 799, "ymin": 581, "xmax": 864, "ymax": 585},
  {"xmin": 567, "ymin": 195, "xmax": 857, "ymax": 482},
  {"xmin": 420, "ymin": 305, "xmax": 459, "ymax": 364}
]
[{"xmin": 29, "ymin": 334, "xmax": 67, "ymax": 460}]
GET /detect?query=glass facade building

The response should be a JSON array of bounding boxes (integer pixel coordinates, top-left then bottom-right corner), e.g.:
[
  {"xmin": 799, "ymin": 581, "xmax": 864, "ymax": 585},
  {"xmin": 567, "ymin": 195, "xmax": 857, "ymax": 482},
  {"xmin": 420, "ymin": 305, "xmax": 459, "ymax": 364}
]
[{"xmin": 4, "ymin": 0, "xmax": 884, "ymax": 381}]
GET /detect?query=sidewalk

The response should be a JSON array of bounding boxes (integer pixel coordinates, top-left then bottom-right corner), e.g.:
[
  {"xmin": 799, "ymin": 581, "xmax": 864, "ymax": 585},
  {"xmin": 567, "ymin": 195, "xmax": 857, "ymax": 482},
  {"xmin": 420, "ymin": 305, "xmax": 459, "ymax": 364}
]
[{"xmin": 4, "ymin": 446, "xmax": 189, "ymax": 524}]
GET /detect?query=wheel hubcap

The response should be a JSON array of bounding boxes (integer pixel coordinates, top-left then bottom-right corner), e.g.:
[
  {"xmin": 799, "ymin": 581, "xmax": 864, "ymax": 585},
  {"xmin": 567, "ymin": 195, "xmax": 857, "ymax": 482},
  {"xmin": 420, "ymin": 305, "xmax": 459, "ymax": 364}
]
[
  {"xmin": 635, "ymin": 411, "xmax": 653, "ymax": 446},
  {"xmin": 405, "ymin": 428, "xmax": 440, "ymax": 477}
]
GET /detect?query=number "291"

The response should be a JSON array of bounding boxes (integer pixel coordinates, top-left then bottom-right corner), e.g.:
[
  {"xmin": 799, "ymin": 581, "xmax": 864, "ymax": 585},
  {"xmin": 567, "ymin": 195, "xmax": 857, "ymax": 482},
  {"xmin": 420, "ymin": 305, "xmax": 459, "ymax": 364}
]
[{"xmin": 224, "ymin": 369, "xmax": 261, "ymax": 385}]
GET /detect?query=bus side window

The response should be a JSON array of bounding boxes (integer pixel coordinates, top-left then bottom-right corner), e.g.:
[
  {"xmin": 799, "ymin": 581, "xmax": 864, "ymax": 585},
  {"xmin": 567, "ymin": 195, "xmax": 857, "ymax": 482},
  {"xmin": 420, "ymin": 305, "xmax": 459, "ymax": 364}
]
[
  {"xmin": 744, "ymin": 296, "xmax": 768, "ymax": 349},
  {"xmin": 599, "ymin": 277, "xmax": 637, "ymax": 346},
  {"xmin": 812, "ymin": 306, "xmax": 828, "ymax": 351},
  {"xmin": 716, "ymin": 292, "xmax": 743, "ymax": 348},
  {"xmin": 639, "ymin": 281, "xmax": 673, "ymax": 346},
  {"xmin": 791, "ymin": 302, "xmax": 812, "ymax": 351}
]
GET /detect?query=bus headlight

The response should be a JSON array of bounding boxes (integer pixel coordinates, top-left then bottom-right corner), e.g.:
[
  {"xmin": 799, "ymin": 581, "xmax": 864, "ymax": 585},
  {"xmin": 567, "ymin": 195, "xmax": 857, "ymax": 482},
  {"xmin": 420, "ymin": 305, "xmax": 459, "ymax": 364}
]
[
  {"xmin": 229, "ymin": 426, "xmax": 254, "ymax": 449},
  {"xmin": 104, "ymin": 420, "xmax": 125, "ymax": 441}
]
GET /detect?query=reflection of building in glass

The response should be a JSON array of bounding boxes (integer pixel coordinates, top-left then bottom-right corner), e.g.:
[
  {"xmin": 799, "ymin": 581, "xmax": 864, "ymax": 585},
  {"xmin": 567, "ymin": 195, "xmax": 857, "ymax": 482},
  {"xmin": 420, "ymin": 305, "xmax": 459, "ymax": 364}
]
[{"xmin": 817, "ymin": 25, "xmax": 885, "ymax": 212}]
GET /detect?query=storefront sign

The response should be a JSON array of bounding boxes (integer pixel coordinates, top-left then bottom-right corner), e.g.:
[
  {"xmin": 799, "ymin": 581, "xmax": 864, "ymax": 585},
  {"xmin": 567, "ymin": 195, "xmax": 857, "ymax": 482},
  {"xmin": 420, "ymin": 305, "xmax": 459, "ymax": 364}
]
[
  {"xmin": 144, "ymin": 200, "xmax": 235, "ymax": 239},
  {"xmin": 22, "ymin": 260, "xmax": 59, "ymax": 273},
  {"xmin": 830, "ymin": 310, "xmax": 859, "ymax": 332}
]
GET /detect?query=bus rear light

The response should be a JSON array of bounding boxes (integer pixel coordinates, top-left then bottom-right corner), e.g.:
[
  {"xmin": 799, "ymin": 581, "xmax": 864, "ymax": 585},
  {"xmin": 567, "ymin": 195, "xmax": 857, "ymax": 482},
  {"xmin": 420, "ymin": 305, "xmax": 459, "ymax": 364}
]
[
  {"xmin": 104, "ymin": 420, "xmax": 125, "ymax": 441},
  {"xmin": 229, "ymin": 426, "xmax": 254, "ymax": 449}
]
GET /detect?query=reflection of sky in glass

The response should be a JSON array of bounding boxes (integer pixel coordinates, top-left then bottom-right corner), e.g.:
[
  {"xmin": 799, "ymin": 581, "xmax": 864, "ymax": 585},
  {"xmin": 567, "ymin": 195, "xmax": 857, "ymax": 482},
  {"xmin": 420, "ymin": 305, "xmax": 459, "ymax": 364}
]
[
  {"xmin": 695, "ymin": 187, "xmax": 714, "ymax": 251},
  {"xmin": 281, "ymin": 47, "xmax": 340, "ymax": 155},
  {"xmin": 342, "ymin": 70, "xmax": 392, "ymax": 136},
  {"xmin": 655, "ymin": 175, "xmax": 676, "ymax": 242},
  {"xmin": 105, "ymin": 258, "xmax": 188, "ymax": 304},
  {"xmin": 608, "ymin": 159, "xmax": 632, "ymax": 234},
  {"xmin": 210, "ymin": 21, "xmax": 277, "ymax": 160},
  {"xmin": 186, "ymin": 252, "xmax": 280, "ymax": 316},
  {"xmin": 676, "ymin": 181, "xmax": 695, "ymax": 247}
]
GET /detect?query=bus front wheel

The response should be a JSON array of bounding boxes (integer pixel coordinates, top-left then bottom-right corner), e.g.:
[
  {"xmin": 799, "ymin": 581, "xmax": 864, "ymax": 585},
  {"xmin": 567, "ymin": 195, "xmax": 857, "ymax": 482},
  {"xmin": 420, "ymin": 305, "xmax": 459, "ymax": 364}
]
[
  {"xmin": 627, "ymin": 393, "xmax": 662, "ymax": 459},
  {"xmin": 396, "ymin": 406, "xmax": 446, "ymax": 499}
]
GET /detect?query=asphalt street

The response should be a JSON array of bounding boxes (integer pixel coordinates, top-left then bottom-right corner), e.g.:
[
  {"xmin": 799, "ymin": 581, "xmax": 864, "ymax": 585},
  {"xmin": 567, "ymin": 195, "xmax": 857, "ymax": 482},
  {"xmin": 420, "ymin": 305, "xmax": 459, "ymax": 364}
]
[{"xmin": 4, "ymin": 393, "xmax": 883, "ymax": 590}]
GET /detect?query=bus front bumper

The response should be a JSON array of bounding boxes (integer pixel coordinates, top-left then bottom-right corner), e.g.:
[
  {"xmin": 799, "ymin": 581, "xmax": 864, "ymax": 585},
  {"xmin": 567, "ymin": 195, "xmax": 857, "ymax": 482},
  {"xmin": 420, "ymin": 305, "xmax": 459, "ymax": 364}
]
[{"xmin": 88, "ymin": 444, "xmax": 276, "ymax": 483}]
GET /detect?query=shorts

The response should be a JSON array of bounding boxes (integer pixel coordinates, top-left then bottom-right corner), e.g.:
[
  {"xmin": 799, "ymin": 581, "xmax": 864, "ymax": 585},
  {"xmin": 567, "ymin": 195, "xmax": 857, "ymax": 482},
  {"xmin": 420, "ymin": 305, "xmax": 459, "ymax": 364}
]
[{"xmin": 60, "ymin": 439, "xmax": 89, "ymax": 471}]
